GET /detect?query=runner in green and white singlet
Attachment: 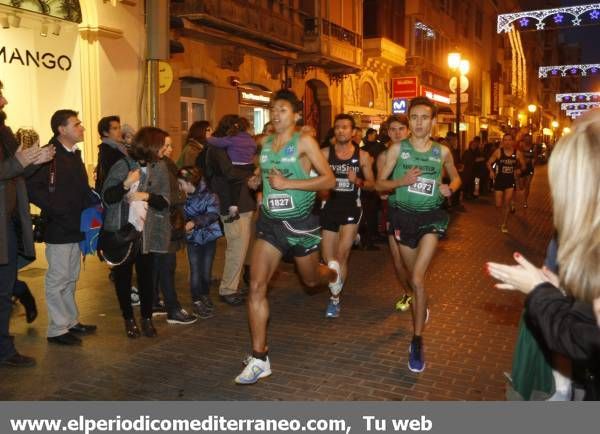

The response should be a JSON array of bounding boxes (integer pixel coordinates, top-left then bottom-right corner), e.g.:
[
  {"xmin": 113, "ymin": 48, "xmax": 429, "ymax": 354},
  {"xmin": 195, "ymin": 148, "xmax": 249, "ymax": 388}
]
[
  {"xmin": 260, "ymin": 133, "xmax": 316, "ymax": 221},
  {"xmin": 377, "ymin": 97, "xmax": 461, "ymax": 374},
  {"xmin": 235, "ymin": 89, "xmax": 341, "ymax": 386}
]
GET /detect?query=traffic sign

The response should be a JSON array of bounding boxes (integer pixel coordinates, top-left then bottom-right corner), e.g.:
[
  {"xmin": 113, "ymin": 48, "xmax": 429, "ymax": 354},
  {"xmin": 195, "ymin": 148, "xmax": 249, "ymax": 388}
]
[{"xmin": 449, "ymin": 76, "xmax": 469, "ymax": 93}]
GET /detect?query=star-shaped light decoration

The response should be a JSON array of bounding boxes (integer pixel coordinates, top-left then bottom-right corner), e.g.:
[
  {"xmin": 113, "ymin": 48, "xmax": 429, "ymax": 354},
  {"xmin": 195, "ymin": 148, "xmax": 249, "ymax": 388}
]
[
  {"xmin": 536, "ymin": 21, "xmax": 546, "ymax": 30},
  {"xmin": 553, "ymin": 14, "xmax": 564, "ymax": 24},
  {"xmin": 551, "ymin": 69, "xmax": 559, "ymax": 75},
  {"xmin": 590, "ymin": 10, "xmax": 600, "ymax": 20},
  {"xmin": 571, "ymin": 68, "xmax": 578, "ymax": 74},
  {"xmin": 591, "ymin": 67, "xmax": 598, "ymax": 74},
  {"xmin": 572, "ymin": 17, "xmax": 582, "ymax": 26},
  {"xmin": 519, "ymin": 17, "xmax": 530, "ymax": 27}
]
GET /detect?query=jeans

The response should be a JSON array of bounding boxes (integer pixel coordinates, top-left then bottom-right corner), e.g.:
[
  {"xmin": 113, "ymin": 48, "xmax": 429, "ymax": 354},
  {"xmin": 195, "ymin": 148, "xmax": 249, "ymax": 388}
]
[
  {"xmin": 0, "ymin": 221, "xmax": 17, "ymax": 360},
  {"xmin": 111, "ymin": 252, "xmax": 154, "ymax": 319},
  {"xmin": 187, "ymin": 241, "xmax": 217, "ymax": 301},
  {"xmin": 153, "ymin": 252, "xmax": 181, "ymax": 313}
]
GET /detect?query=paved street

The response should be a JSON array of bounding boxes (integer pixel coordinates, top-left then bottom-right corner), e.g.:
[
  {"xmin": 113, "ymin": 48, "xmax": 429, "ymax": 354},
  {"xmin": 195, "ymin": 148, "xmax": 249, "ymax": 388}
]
[{"xmin": 1, "ymin": 167, "xmax": 554, "ymax": 401}]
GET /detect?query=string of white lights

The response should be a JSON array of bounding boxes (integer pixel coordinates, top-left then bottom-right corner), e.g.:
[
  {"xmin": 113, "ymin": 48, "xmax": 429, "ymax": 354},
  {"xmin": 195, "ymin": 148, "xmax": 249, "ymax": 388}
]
[
  {"xmin": 539, "ymin": 64, "xmax": 600, "ymax": 78},
  {"xmin": 560, "ymin": 102, "xmax": 600, "ymax": 110},
  {"xmin": 555, "ymin": 92, "xmax": 600, "ymax": 102},
  {"xmin": 415, "ymin": 22, "xmax": 436, "ymax": 39},
  {"xmin": 497, "ymin": 3, "xmax": 600, "ymax": 33},
  {"xmin": 566, "ymin": 109, "xmax": 588, "ymax": 118}
]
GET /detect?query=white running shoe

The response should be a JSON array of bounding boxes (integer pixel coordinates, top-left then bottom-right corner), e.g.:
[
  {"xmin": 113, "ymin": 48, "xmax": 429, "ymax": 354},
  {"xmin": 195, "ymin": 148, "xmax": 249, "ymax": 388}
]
[
  {"xmin": 234, "ymin": 356, "xmax": 271, "ymax": 385},
  {"xmin": 327, "ymin": 260, "xmax": 343, "ymax": 296}
]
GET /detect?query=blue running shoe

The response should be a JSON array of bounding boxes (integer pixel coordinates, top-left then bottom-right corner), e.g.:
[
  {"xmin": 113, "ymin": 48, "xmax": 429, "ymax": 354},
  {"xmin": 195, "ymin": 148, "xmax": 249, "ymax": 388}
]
[
  {"xmin": 325, "ymin": 298, "xmax": 340, "ymax": 318},
  {"xmin": 408, "ymin": 338, "xmax": 425, "ymax": 373}
]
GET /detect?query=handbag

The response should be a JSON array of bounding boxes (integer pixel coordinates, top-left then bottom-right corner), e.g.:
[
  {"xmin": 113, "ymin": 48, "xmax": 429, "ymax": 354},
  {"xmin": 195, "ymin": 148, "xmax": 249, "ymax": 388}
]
[{"xmin": 98, "ymin": 223, "xmax": 141, "ymax": 266}]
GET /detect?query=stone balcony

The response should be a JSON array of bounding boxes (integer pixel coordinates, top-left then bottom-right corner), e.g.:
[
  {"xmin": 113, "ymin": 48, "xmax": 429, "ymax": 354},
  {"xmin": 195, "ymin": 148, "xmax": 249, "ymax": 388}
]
[
  {"xmin": 298, "ymin": 17, "xmax": 362, "ymax": 74},
  {"xmin": 171, "ymin": 0, "xmax": 304, "ymax": 56},
  {"xmin": 363, "ymin": 37, "xmax": 406, "ymax": 72}
]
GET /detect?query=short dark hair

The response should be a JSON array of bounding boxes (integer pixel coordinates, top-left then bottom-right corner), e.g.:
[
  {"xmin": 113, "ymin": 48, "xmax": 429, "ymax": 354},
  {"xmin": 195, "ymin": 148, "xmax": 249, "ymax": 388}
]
[
  {"xmin": 0, "ymin": 111, "xmax": 6, "ymax": 126},
  {"xmin": 365, "ymin": 128, "xmax": 377, "ymax": 136},
  {"xmin": 177, "ymin": 165, "xmax": 203, "ymax": 186},
  {"xmin": 97, "ymin": 115, "xmax": 120, "ymax": 138},
  {"xmin": 385, "ymin": 115, "xmax": 409, "ymax": 128},
  {"xmin": 408, "ymin": 96, "xmax": 438, "ymax": 117},
  {"xmin": 334, "ymin": 113, "xmax": 356, "ymax": 129},
  {"xmin": 129, "ymin": 126, "xmax": 169, "ymax": 163},
  {"xmin": 51, "ymin": 109, "xmax": 79, "ymax": 137},
  {"xmin": 272, "ymin": 89, "xmax": 302, "ymax": 113}
]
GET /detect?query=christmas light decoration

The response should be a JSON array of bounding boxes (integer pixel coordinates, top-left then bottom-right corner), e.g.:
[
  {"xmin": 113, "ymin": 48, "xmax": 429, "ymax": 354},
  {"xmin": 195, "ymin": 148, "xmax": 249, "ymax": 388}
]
[
  {"xmin": 555, "ymin": 92, "xmax": 600, "ymax": 102},
  {"xmin": 497, "ymin": 3, "xmax": 600, "ymax": 33},
  {"xmin": 560, "ymin": 102, "xmax": 600, "ymax": 111},
  {"xmin": 415, "ymin": 22, "xmax": 435, "ymax": 39},
  {"xmin": 566, "ymin": 109, "xmax": 588, "ymax": 119},
  {"xmin": 539, "ymin": 64, "xmax": 600, "ymax": 78}
]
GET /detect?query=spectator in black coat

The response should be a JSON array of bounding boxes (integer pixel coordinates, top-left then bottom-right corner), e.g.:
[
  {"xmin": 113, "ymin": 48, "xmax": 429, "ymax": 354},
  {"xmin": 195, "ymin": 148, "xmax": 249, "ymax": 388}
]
[
  {"xmin": 27, "ymin": 110, "xmax": 97, "ymax": 346},
  {"xmin": 94, "ymin": 115, "xmax": 127, "ymax": 193}
]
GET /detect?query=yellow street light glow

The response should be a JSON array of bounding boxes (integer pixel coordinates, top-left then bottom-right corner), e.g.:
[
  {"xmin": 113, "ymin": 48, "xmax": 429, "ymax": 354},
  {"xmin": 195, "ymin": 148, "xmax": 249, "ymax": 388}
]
[
  {"xmin": 459, "ymin": 59, "xmax": 470, "ymax": 75},
  {"xmin": 448, "ymin": 52, "xmax": 461, "ymax": 69},
  {"xmin": 551, "ymin": 120, "xmax": 559, "ymax": 128},
  {"xmin": 528, "ymin": 104, "xmax": 537, "ymax": 113},
  {"xmin": 563, "ymin": 127, "xmax": 571, "ymax": 134}
]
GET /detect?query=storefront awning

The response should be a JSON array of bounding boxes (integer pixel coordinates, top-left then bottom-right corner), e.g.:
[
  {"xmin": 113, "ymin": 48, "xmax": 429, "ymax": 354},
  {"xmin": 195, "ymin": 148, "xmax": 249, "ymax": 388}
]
[{"xmin": 0, "ymin": 0, "xmax": 82, "ymax": 23}]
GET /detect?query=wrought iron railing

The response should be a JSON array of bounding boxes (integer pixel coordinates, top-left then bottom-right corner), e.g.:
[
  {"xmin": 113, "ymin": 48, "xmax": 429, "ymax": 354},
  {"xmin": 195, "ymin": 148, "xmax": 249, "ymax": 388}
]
[{"xmin": 303, "ymin": 17, "xmax": 362, "ymax": 48}]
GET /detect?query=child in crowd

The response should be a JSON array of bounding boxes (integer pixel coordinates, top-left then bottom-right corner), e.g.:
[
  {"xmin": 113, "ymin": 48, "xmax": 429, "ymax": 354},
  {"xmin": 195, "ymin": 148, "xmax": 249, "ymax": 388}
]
[
  {"xmin": 206, "ymin": 115, "xmax": 256, "ymax": 221},
  {"xmin": 177, "ymin": 166, "xmax": 223, "ymax": 319}
]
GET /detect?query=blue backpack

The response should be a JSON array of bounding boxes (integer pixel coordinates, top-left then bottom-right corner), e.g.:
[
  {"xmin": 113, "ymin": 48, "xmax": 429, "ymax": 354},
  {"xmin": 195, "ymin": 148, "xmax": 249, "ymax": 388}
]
[{"xmin": 79, "ymin": 191, "xmax": 104, "ymax": 256}]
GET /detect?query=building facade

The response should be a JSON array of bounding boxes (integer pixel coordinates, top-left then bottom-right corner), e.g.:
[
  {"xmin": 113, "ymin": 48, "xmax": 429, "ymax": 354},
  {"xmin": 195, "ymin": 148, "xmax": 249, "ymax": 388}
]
[
  {"xmin": 0, "ymin": 0, "xmax": 147, "ymax": 168},
  {"xmin": 167, "ymin": 0, "xmax": 364, "ymax": 152}
]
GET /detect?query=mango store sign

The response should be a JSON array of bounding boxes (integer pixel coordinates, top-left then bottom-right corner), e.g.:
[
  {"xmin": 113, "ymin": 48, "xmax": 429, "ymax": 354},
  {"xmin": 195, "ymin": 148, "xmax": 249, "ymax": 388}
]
[
  {"xmin": 0, "ymin": 45, "xmax": 72, "ymax": 70},
  {"xmin": 0, "ymin": 29, "xmax": 81, "ymax": 151}
]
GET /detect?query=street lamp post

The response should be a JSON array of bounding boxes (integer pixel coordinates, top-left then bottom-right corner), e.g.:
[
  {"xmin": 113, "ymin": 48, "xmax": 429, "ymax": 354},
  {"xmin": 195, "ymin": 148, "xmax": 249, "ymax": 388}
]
[
  {"xmin": 448, "ymin": 52, "xmax": 469, "ymax": 153},
  {"xmin": 551, "ymin": 120, "xmax": 559, "ymax": 144},
  {"xmin": 528, "ymin": 104, "xmax": 537, "ymax": 139}
]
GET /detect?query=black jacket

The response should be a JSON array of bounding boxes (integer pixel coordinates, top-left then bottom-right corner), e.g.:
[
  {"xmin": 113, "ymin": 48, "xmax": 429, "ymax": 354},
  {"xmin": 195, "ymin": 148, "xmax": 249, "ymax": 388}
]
[
  {"xmin": 27, "ymin": 137, "xmax": 93, "ymax": 244},
  {"xmin": 95, "ymin": 141, "xmax": 125, "ymax": 193},
  {"xmin": 525, "ymin": 283, "xmax": 600, "ymax": 400}
]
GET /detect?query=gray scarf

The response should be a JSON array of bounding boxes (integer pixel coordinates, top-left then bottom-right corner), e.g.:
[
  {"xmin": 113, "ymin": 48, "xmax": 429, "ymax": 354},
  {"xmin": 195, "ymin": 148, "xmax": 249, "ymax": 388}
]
[{"xmin": 102, "ymin": 137, "xmax": 128, "ymax": 156}]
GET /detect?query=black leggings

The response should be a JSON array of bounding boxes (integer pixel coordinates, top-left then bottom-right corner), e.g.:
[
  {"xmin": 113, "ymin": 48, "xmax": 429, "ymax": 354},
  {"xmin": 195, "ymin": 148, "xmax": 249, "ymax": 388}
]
[{"xmin": 111, "ymin": 252, "xmax": 154, "ymax": 320}]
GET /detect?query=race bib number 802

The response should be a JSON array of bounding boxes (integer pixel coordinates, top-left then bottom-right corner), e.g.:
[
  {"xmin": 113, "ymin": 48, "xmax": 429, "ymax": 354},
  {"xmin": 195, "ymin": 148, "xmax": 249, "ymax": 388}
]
[
  {"xmin": 408, "ymin": 177, "xmax": 435, "ymax": 196},
  {"xmin": 267, "ymin": 194, "xmax": 294, "ymax": 212}
]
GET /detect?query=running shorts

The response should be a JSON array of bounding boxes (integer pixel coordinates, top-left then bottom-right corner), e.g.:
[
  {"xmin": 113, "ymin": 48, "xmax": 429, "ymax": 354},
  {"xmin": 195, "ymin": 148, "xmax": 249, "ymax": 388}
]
[
  {"xmin": 388, "ymin": 207, "xmax": 449, "ymax": 249},
  {"xmin": 256, "ymin": 208, "xmax": 321, "ymax": 257},
  {"xmin": 320, "ymin": 202, "xmax": 363, "ymax": 232},
  {"xmin": 494, "ymin": 174, "xmax": 516, "ymax": 191}
]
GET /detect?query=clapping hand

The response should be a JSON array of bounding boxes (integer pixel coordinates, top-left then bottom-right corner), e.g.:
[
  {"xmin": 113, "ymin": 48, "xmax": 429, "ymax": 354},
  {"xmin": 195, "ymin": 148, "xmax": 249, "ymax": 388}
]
[
  {"xmin": 14, "ymin": 144, "xmax": 42, "ymax": 168},
  {"xmin": 32, "ymin": 144, "xmax": 55, "ymax": 165},
  {"xmin": 486, "ymin": 252, "xmax": 558, "ymax": 294}
]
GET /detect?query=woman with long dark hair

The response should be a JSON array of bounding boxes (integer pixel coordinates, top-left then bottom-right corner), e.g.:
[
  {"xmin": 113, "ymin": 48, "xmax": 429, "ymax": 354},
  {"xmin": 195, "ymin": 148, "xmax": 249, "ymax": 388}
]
[
  {"xmin": 101, "ymin": 127, "xmax": 171, "ymax": 338},
  {"xmin": 179, "ymin": 121, "xmax": 211, "ymax": 168}
]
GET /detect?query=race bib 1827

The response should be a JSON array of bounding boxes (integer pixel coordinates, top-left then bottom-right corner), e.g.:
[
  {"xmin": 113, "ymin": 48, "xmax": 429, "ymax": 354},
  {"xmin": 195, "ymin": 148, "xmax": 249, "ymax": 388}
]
[
  {"xmin": 267, "ymin": 193, "xmax": 295, "ymax": 212},
  {"xmin": 408, "ymin": 177, "xmax": 435, "ymax": 196}
]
